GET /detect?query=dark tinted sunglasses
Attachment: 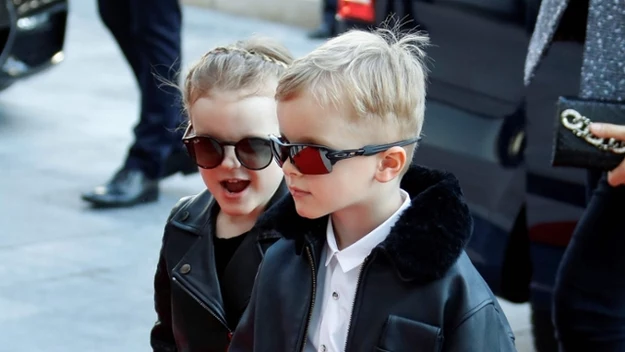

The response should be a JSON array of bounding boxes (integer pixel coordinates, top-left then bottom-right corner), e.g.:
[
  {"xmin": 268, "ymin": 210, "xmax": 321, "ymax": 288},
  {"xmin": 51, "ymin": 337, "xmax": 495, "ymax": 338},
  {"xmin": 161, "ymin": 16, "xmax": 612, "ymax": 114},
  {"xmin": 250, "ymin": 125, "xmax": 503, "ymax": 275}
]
[
  {"xmin": 182, "ymin": 125, "xmax": 274, "ymax": 170},
  {"xmin": 269, "ymin": 135, "xmax": 420, "ymax": 175}
]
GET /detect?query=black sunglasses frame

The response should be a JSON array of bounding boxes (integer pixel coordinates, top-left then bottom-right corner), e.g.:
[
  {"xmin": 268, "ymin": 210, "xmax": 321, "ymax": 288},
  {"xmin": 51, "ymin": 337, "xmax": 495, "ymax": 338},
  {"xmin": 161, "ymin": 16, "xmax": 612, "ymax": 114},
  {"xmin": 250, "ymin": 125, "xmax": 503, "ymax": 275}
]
[
  {"xmin": 182, "ymin": 124, "xmax": 274, "ymax": 171},
  {"xmin": 269, "ymin": 134, "xmax": 421, "ymax": 174}
]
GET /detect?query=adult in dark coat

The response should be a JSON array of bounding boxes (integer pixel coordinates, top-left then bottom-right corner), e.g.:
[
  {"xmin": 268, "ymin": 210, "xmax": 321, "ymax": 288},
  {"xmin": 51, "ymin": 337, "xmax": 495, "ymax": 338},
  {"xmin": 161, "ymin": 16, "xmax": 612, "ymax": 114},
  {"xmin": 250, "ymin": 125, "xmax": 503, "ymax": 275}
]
[
  {"xmin": 82, "ymin": 0, "xmax": 197, "ymax": 208},
  {"xmin": 525, "ymin": 0, "xmax": 625, "ymax": 350}
]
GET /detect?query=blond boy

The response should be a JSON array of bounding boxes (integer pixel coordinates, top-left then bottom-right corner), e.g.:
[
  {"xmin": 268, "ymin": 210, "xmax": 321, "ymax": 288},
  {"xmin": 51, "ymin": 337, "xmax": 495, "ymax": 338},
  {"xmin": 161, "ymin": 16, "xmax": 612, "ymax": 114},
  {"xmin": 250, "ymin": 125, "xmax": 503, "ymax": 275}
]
[{"xmin": 230, "ymin": 28, "xmax": 517, "ymax": 352}]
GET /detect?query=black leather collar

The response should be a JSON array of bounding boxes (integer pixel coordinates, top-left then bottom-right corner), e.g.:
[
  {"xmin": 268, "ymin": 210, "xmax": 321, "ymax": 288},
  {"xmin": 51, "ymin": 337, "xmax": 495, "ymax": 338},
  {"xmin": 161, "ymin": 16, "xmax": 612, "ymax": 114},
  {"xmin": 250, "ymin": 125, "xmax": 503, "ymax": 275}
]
[{"xmin": 254, "ymin": 165, "xmax": 474, "ymax": 283}]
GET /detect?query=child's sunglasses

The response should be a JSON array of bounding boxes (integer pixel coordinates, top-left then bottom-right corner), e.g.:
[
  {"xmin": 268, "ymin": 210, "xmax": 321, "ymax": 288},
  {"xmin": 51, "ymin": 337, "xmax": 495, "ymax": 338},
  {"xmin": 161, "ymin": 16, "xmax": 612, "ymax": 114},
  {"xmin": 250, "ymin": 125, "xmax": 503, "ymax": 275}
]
[
  {"xmin": 182, "ymin": 125, "xmax": 274, "ymax": 170},
  {"xmin": 269, "ymin": 135, "xmax": 421, "ymax": 175}
]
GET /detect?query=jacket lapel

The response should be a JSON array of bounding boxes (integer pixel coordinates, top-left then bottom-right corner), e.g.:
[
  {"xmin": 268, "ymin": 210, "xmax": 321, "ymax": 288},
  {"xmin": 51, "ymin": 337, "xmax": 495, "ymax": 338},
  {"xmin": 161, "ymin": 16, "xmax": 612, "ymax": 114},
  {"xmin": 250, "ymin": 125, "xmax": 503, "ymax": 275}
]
[
  {"xmin": 170, "ymin": 197, "xmax": 229, "ymax": 327},
  {"xmin": 170, "ymin": 181, "xmax": 290, "ymax": 328},
  {"xmin": 524, "ymin": 0, "xmax": 571, "ymax": 85},
  {"xmin": 172, "ymin": 231, "xmax": 229, "ymax": 326}
]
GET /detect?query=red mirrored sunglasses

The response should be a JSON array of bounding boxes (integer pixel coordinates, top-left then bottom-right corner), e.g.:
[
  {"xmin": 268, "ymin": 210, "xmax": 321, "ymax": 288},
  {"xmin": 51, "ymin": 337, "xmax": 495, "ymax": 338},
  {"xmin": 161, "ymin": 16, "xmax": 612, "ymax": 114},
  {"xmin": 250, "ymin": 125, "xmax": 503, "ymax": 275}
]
[{"xmin": 269, "ymin": 135, "xmax": 420, "ymax": 175}]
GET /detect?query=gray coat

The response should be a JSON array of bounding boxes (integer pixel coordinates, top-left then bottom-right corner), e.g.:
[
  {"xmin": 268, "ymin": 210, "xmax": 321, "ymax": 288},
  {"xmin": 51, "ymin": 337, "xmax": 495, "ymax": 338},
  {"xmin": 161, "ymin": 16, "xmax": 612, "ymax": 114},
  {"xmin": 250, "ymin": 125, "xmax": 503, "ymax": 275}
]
[{"xmin": 525, "ymin": 0, "xmax": 625, "ymax": 101}]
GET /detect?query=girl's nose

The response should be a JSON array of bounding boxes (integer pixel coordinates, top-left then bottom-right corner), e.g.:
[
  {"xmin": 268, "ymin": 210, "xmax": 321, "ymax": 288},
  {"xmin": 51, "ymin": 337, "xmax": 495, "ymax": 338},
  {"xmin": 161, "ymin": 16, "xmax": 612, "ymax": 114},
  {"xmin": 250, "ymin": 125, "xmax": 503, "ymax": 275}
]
[{"xmin": 220, "ymin": 146, "xmax": 241, "ymax": 170}]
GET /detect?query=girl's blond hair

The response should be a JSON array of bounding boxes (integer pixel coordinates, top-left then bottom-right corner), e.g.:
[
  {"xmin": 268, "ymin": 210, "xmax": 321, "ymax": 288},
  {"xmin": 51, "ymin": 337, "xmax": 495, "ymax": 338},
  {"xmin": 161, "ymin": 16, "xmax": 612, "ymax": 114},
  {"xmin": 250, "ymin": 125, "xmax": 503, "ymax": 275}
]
[{"xmin": 182, "ymin": 37, "xmax": 293, "ymax": 114}]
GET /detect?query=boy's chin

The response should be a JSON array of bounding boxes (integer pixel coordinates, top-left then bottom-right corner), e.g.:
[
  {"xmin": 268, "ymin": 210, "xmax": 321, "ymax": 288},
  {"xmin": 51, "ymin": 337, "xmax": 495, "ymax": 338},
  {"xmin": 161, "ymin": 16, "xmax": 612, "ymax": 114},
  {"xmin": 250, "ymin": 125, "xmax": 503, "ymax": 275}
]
[{"xmin": 293, "ymin": 202, "xmax": 328, "ymax": 220}]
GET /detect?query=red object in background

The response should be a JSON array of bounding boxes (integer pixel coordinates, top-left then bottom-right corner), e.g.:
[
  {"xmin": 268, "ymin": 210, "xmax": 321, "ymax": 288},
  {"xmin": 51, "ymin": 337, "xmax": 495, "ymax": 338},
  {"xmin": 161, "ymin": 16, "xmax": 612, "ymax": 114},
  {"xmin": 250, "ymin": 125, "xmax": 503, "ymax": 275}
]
[
  {"xmin": 337, "ymin": 0, "xmax": 376, "ymax": 23},
  {"xmin": 529, "ymin": 221, "xmax": 578, "ymax": 247}
]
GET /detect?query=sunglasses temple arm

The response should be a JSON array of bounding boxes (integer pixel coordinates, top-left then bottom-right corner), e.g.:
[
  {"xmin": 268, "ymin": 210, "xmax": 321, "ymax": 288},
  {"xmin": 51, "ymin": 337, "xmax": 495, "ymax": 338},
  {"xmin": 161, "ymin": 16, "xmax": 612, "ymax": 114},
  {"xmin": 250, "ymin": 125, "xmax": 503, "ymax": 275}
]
[{"xmin": 361, "ymin": 137, "xmax": 421, "ymax": 156}]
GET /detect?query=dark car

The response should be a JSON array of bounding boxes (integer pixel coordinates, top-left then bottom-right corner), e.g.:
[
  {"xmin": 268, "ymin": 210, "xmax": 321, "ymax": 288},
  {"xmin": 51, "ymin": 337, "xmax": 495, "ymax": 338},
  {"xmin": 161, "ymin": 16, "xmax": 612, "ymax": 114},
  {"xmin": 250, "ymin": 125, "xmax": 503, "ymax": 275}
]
[
  {"xmin": 337, "ymin": 1, "xmax": 589, "ymax": 350},
  {"xmin": 0, "ymin": 0, "xmax": 68, "ymax": 91}
]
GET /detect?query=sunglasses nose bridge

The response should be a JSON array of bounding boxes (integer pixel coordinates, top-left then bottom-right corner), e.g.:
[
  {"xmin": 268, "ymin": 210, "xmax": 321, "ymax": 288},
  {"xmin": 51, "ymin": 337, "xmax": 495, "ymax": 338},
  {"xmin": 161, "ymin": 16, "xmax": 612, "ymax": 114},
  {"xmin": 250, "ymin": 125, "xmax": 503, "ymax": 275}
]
[
  {"xmin": 220, "ymin": 145, "xmax": 241, "ymax": 169},
  {"xmin": 281, "ymin": 156, "xmax": 303, "ymax": 177}
]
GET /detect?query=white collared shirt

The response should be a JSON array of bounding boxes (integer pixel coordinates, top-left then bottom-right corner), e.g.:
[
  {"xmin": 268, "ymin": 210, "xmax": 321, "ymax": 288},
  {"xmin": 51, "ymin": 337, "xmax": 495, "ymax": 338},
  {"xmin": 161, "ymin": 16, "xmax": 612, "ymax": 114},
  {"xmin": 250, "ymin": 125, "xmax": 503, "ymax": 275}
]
[{"xmin": 304, "ymin": 190, "xmax": 411, "ymax": 352}]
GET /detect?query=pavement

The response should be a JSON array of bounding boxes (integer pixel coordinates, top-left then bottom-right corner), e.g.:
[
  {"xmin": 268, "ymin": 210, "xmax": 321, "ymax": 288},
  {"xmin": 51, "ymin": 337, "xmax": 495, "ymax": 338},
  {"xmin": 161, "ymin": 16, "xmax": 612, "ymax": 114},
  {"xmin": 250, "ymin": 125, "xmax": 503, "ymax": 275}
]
[{"xmin": 0, "ymin": 1, "xmax": 534, "ymax": 351}]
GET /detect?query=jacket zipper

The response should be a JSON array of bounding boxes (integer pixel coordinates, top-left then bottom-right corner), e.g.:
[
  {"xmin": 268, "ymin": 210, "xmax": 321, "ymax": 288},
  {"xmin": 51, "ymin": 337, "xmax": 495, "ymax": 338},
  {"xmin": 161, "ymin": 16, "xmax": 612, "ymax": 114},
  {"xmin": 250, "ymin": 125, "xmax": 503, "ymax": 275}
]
[
  {"xmin": 343, "ymin": 256, "xmax": 370, "ymax": 352},
  {"xmin": 172, "ymin": 275, "xmax": 232, "ymax": 335},
  {"xmin": 299, "ymin": 245, "xmax": 317, "ymax": 352}
]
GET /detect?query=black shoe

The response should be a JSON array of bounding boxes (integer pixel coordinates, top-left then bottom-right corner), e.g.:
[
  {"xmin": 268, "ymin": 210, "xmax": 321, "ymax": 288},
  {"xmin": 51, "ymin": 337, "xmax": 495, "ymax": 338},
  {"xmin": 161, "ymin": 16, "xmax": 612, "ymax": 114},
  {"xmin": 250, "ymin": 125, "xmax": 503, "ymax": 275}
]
[
  {"xmin": 82, "ymin": 168, "xmax": 159, "ymax": 208},
  {"xmin": 307, "ymin": 26, "xmax": 334, "ymax": 39},
  {"xmin": 161, "ymin": 149, "xmax": 198, "ymax": 179}
]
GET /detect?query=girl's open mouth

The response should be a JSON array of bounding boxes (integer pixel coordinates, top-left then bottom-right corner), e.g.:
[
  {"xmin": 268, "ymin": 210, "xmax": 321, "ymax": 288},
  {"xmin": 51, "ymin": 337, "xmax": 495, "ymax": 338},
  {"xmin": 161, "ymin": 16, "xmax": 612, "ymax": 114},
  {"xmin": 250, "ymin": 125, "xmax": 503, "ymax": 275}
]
[{"xmin": 220, "ymin": 179, "xmax": 250, "ymax": 194}]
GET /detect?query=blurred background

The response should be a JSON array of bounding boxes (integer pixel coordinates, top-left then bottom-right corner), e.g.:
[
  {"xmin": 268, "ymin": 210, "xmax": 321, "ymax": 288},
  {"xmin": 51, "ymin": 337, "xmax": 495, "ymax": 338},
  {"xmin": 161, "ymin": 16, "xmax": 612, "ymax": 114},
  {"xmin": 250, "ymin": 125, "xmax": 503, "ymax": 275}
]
[{"xmin": 0, "ymin": 0, "xmax": 588, "ymax": 351}]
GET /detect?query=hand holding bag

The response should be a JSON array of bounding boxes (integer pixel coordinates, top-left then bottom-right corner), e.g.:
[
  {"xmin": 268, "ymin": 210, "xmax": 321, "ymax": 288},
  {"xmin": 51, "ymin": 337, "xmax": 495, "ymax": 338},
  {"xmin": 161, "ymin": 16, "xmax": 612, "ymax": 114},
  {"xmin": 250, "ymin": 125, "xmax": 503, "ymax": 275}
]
[
  {"xmin": 550, "ymin": 0, "xmax": 625, "ymax": 170},
  {"xmin": 552, "ymin": 96, "xmax": 625, "ymax": 170}
]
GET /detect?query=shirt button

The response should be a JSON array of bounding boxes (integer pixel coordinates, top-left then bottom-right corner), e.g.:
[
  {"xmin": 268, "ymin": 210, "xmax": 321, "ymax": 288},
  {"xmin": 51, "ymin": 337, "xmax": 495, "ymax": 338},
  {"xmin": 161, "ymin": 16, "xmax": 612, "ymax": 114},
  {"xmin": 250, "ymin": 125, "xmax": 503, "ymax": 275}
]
[
  {"xmin": 320, "ymin": 345, "xmax": 327, "ymax": 352},
  {"xmin": 332, "ymin": 291, "xmax": 339, "ymax": 300}
]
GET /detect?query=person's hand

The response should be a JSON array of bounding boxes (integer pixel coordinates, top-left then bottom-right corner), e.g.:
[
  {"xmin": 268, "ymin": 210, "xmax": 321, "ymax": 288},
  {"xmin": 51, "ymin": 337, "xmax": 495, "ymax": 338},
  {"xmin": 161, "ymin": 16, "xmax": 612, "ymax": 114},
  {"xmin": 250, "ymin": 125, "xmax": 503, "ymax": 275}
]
[{"xmin": 590, "ymin": 123, "xmax": 625, "ymax": 186}]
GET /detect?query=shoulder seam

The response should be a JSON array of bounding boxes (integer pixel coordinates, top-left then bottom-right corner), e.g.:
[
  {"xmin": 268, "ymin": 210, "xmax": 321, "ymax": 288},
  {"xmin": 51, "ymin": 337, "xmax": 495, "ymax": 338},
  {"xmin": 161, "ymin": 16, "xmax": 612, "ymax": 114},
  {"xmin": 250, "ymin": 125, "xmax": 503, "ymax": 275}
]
[
  {"xmin": 448, "ymin": 299, "xmax": 494, "ymax": 333},
  {"xmin": 167, "ymin": 195, "xmax": 194, "ymax": 222}
]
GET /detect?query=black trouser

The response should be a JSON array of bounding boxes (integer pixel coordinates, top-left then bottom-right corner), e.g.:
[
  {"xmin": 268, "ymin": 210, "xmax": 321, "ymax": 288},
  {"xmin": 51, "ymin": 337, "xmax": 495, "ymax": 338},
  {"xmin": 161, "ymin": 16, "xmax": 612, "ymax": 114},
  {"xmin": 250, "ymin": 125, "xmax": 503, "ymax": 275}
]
[
  {"xmin": 98, "ymin": 0, "xmax": 183, "ymax": 179},
  {"xmin": 553, "ymin": 171, "xmax": 625, "ymax": 351},
  {"xmin": 322, "ymin": 0, "xmax": 337, "ymax": 31}
]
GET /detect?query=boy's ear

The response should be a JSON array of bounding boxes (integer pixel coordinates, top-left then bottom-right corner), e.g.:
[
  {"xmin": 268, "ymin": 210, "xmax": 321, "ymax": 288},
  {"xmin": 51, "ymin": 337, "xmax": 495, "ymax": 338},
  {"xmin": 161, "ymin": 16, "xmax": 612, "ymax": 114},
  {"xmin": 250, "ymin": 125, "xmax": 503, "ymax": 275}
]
[{"xmin": 374, "ymin": 146, "xmax": 407, "ymax": 183}]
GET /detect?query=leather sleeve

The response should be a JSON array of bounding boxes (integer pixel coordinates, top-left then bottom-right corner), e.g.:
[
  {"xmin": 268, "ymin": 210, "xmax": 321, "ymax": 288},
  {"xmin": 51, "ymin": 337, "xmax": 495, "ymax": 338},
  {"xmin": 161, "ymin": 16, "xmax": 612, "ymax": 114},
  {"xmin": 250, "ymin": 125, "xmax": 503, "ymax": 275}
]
[
  {"xmin": 149, "ymin": 198, "xmax": 191, "ymax": 352},
  {"xmin": 443, "ymin": 303, "xmax": 517, "ymax": 352}
]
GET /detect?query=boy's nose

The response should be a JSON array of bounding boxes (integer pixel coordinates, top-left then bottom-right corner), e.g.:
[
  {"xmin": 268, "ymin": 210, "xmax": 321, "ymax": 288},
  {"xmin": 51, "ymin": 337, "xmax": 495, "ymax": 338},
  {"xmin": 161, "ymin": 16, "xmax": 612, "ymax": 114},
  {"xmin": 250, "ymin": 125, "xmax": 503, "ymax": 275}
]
[
  {"xmin": 220, "ymin": 146, "xmax": 241, "ymax": 170},
  {"xmin": 281, "ymin": 158, "xmax": 302, "ymax": 177}
]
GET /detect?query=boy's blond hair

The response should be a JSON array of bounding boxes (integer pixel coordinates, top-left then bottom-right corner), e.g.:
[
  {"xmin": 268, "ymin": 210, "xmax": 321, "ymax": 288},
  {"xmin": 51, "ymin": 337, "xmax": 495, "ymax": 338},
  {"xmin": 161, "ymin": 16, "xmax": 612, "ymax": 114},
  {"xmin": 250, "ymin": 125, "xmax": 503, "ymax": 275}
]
[
  {"xmin": 183, "ymin": 37, "xmax": 294, "ymax": 114},
  {"xmin": 276, "ymin": 28, "xmax": 429, "ymax": 155}
]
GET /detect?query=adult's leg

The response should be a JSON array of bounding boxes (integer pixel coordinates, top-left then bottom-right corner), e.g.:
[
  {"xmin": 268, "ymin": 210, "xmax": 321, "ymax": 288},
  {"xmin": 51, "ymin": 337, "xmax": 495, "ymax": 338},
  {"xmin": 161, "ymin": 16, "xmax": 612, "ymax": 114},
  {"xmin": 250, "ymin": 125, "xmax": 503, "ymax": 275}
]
[
  {"xmin": 553, "ymin": 173, "xmax": 625, "ymax": 351},
  {"xmin": 308, "ymin": 0, "xmax": 337, "ymax": 39},
  {"xmin": 121, "ymin": 0, "xmax": 184, "ymax": 179},
  {"xmin": 97, "ymin": 0, "xmax": 141, "ymax": 81},
  {"xmin": 84, "ymin": 0, "xmax": 185, "ymax": 207},
  {"xmin": 323, "ymin": 0, "xmax": 337, "ymax": 32}
]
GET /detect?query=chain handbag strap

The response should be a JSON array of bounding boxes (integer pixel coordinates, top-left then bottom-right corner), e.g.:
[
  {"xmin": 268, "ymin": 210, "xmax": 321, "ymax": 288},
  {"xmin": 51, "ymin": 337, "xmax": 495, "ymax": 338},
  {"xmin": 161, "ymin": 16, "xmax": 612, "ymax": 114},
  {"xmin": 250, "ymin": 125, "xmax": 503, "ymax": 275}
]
[{"xmin": 560, "ymin": 108, "xmax": 625, "ymax": 154}]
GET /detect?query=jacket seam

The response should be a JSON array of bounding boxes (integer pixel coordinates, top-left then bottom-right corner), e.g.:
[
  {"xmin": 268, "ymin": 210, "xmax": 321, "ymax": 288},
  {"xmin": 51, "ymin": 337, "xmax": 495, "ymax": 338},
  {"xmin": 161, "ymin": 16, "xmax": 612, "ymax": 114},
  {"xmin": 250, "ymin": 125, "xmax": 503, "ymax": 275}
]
[
  {"xmin": 167, "ymin": 195, "xmax": 208, "ymax": 236},
  {"xmin": 168, "ymin": 196, "xmax": 193, "ymax": 222},
  {"xmin": 448, "ymin": 299, "xmax": 494, "ymax": 334},
  {"xmin": 162, "ymin": 197, "xmax": 191, "ymax": 247}
]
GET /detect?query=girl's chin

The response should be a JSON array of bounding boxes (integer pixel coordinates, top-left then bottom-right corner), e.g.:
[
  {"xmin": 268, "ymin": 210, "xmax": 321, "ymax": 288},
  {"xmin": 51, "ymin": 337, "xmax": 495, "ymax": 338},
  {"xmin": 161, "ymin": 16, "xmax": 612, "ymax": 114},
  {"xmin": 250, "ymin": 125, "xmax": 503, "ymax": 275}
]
[{"xmin": 215, "ymin": 194, "xmax": 257, "ymax": 217}]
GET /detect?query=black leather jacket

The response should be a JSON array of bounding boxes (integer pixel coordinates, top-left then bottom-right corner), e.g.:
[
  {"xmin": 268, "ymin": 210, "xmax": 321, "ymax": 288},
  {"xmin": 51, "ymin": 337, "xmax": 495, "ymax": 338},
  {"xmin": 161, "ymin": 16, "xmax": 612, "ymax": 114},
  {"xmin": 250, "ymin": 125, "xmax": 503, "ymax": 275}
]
[
  {"xmin": 230, "ymin": 166, "xmax": 517, "ymax": 352},
  {"xmin": 150, "ymin": 183, "xmax": 287, "ymax": 352}
]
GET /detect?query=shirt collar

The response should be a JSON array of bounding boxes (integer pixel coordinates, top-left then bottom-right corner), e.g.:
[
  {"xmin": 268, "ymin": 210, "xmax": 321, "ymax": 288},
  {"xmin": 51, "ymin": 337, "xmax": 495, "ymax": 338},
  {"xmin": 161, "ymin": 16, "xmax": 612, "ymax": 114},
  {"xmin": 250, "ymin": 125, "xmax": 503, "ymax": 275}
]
[{"xmin": 325, "ymin": 189, "xmax": 411, "ymax": 272}]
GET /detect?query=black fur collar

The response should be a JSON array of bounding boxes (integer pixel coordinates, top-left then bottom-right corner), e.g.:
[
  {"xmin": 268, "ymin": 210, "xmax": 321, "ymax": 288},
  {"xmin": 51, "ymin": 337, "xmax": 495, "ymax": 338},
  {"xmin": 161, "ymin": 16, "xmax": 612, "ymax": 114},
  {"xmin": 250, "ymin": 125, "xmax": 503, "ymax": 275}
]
[{"xmin": 255, "ymin": 165, "xmax": 473, "ymax": 283}]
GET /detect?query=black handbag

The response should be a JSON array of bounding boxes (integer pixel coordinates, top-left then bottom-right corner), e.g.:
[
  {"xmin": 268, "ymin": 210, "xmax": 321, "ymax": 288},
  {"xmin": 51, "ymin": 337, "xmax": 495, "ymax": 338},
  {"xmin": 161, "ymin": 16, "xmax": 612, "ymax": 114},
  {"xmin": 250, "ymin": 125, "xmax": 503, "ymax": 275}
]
[
  {"xmin": 550, "ymin": 0, "xmax": 625, "ymax": 170},
  {"xmin": 551, "ymin": 96, "xmax": 625, "ymax": 170}
]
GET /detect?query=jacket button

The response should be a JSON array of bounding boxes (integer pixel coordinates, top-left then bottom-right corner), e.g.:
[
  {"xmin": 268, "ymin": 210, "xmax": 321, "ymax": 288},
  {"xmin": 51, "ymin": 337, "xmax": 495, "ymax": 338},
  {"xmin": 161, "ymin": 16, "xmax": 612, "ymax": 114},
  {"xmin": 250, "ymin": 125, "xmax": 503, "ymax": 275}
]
[
  {"xmin": 180, "ymin": 264, "xmax": 191, "ymax": 274},
  {"xmin": 180, "ymin": 211, "xmax": 190, "ymax": 222}
]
